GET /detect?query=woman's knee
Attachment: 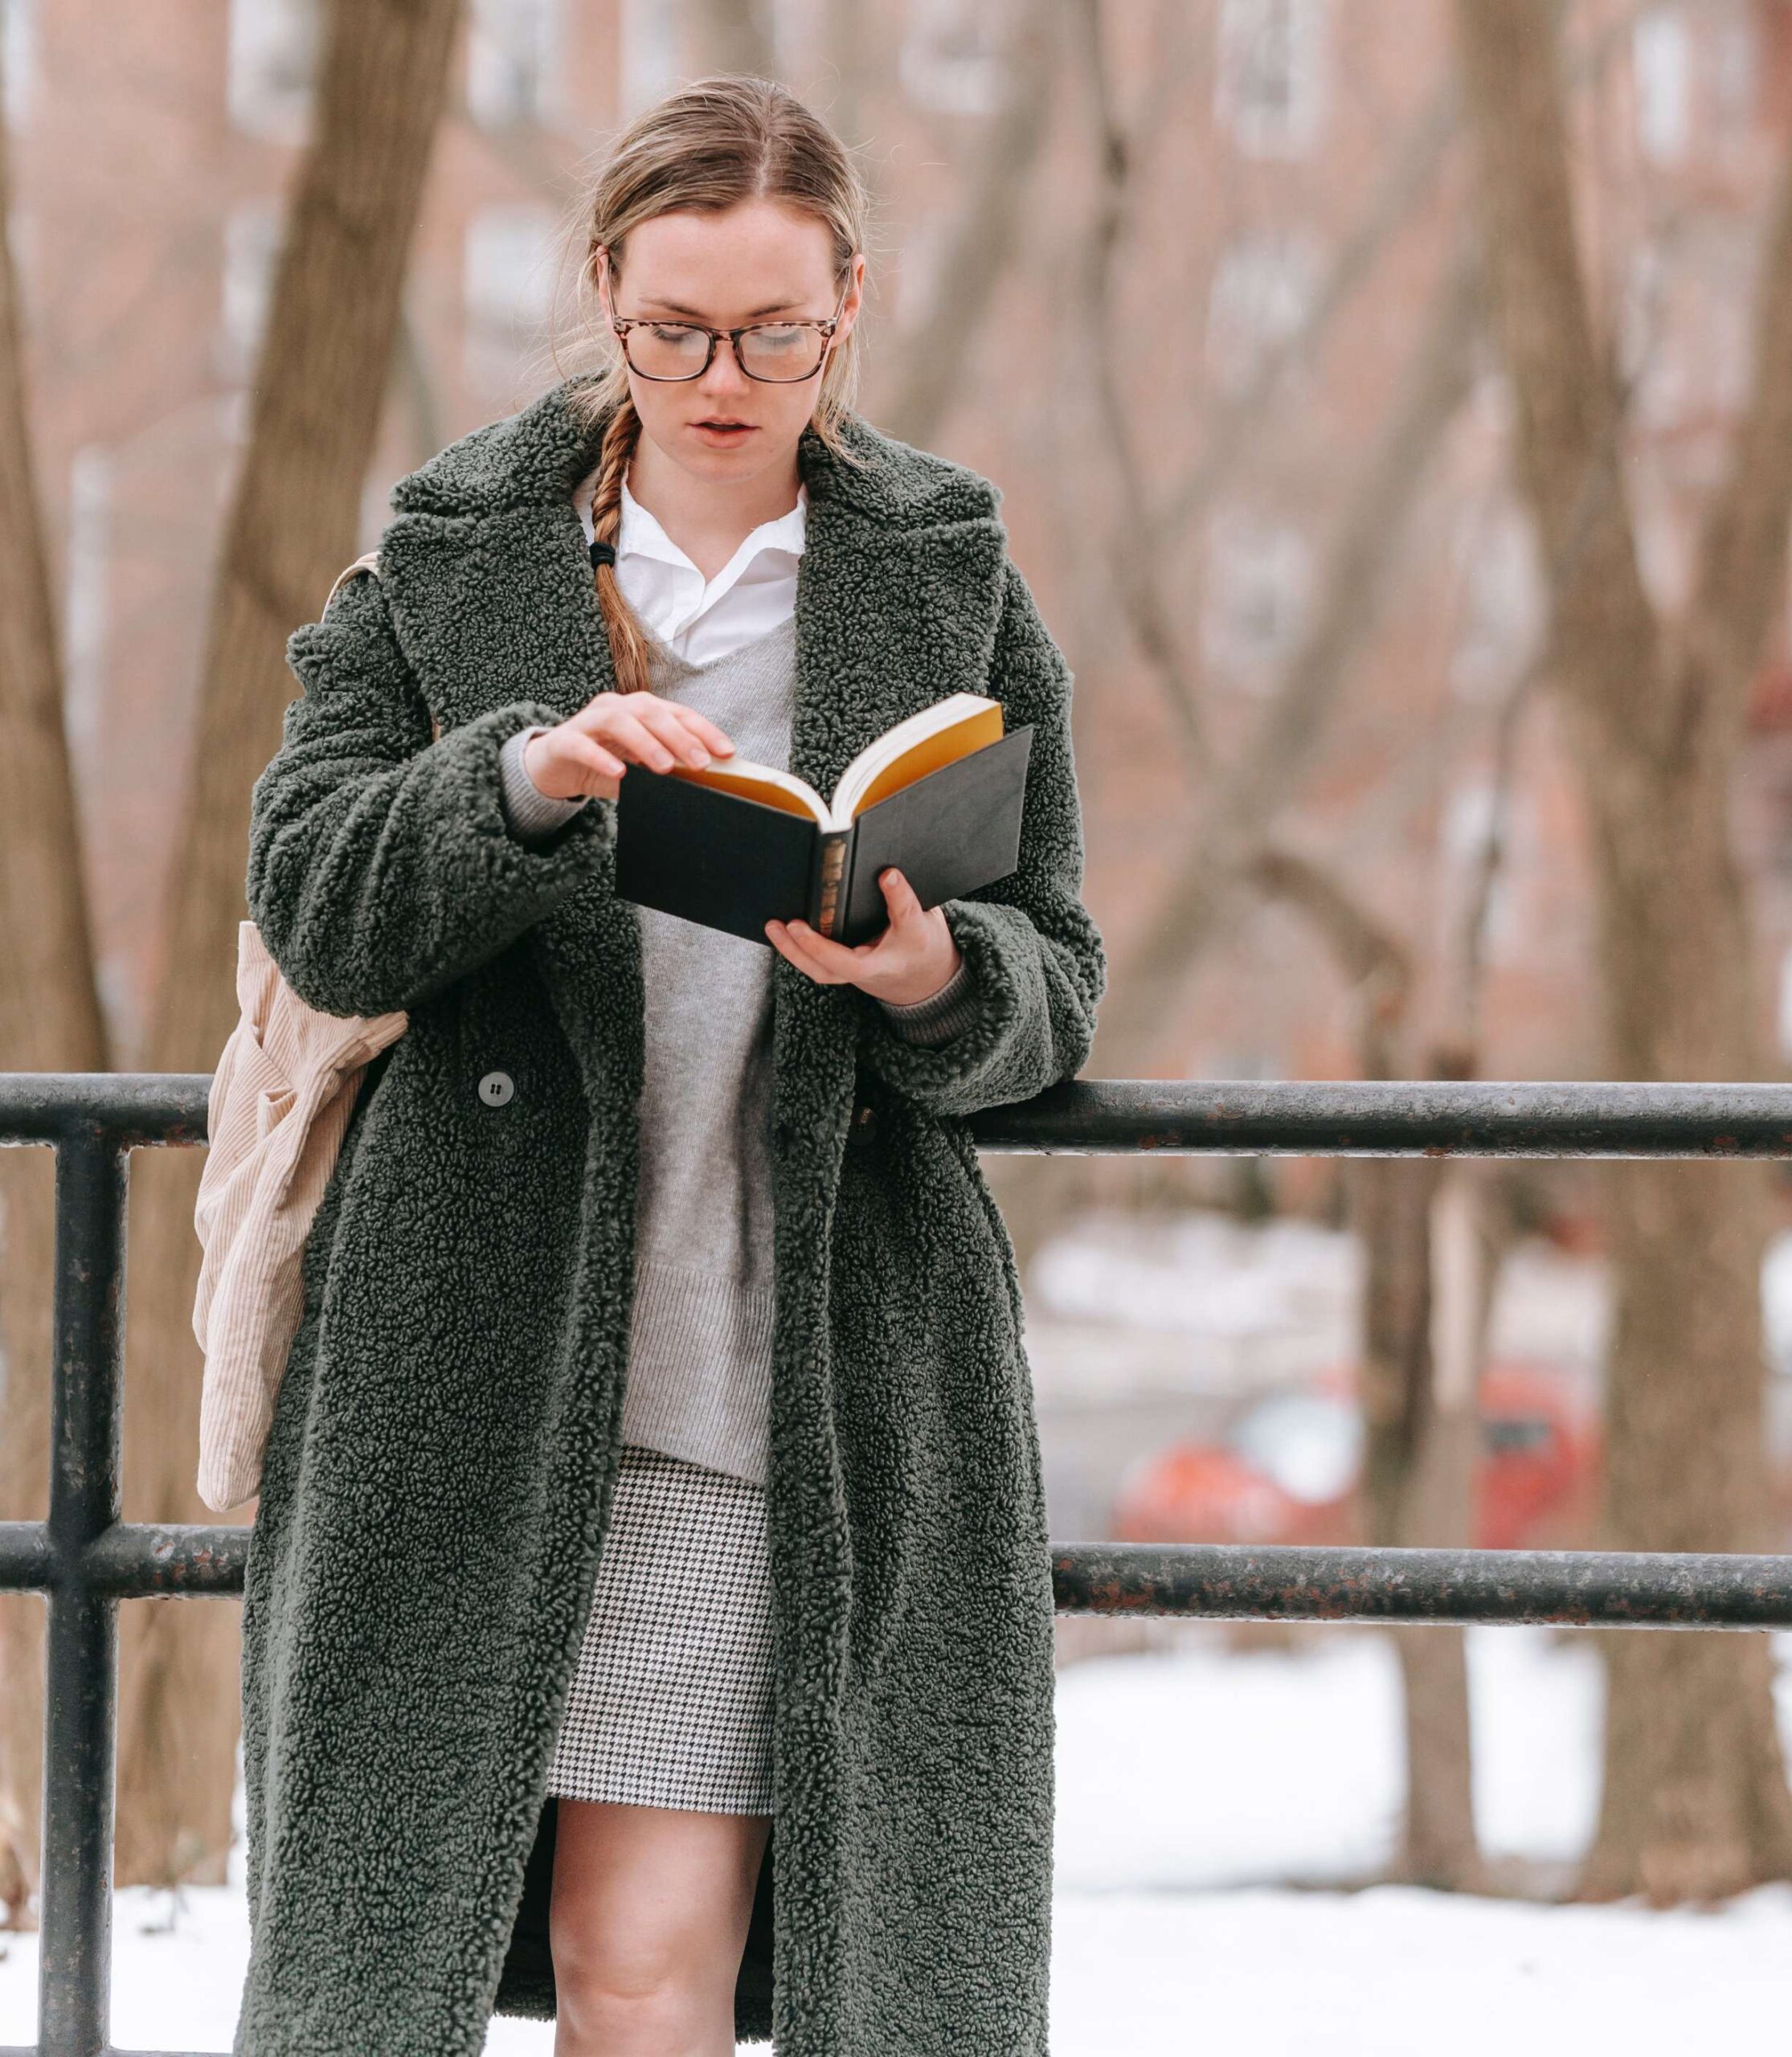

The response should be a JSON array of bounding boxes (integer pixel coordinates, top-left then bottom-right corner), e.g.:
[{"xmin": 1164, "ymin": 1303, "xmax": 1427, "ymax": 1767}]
[
  {"xmin": 547, "ymin": 1800, "xmax": 767, "ymax": 2039},
  {"xmin": 552, "ymin": 1891, "xmax": 710, "ymax": 1999}
]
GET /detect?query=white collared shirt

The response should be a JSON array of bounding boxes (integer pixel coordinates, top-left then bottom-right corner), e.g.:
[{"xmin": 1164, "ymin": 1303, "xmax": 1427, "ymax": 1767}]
[{"xmin": 572, "ymin": 464, "xmax": 806, "ymax": 667}]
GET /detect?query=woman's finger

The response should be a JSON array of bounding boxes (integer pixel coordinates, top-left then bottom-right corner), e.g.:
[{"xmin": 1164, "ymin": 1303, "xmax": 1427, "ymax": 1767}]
[
  {"xmin": 675, "ymin": 708, "xmax": 736, "ymax": 756},
  {"xmin": 788, "ymin": 917, "xmax": 865, "ymax": 975},
  {"xmin": 638, "ymin": 703, "xmax": 728, "ymax": 764},
  {"xmin": 591, "ymin": 706, "xmax": 681, "ymax": 771},
  {"xmin": 767, "ymin": 918, "xmax": 849, "ymax": 982},
  {"xmin": 564, "ymin": 734, "xmax": 626, "ymax": 781},
  {"xmin": 529, "ymin": 729, "xmax": 625, "ymax": 794},
  {"xmin": 878, "ymin": 867, "xmax": 926, "ymax": 925},
  {"xmin": 612, "ymin": 692, "xmax": 726, "ymax": 755},
  {"xmin": 634, "ymin": 703, "xmax": 724, "ymax": 767}
]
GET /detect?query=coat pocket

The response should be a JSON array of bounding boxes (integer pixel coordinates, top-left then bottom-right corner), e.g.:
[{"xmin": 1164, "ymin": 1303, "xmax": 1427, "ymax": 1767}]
[
  {"xmin": 255, "ymin": 1083, "xmax": 297, "ymax": 1143},
  {"xmin": 195, "ymin": 1024, "xmax": 304, "ymax": 1305}
]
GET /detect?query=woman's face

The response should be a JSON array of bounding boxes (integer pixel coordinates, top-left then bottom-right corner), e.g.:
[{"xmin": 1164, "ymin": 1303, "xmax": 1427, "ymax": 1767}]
[{"xmin": 596, "ymin": 200, "xmax": 861, "ymax": 490}]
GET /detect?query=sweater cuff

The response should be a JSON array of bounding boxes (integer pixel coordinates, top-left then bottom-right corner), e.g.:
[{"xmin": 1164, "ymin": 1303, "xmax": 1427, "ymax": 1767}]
[
  {"xmin": 878, "ymin": 955, "xmax": 980, "ymax": 1045},
  {"xmin": 498, "ymin": 726, "xmax": 591, "ymax": 842}
]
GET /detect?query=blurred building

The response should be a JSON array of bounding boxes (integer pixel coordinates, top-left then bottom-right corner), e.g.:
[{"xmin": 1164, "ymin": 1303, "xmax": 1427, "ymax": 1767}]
[{"xmin": 6, "ymin": 0, "xmax": 1792, "ymax": 1171}]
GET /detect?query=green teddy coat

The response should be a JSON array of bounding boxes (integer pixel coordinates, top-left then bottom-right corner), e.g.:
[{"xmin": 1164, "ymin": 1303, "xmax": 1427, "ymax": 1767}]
[{"xmin": 233, "ymin": 373, "xmax": 1107, "ymax": 2055}]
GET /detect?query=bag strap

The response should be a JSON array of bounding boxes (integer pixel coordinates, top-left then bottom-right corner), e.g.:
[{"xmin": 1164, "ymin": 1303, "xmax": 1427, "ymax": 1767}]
[
  {"xmin": 321, "ymin": 548, "xmax": 442, "ymax": 744},
  {"xmin": 325, "ymin": 548, "xmax": 382, "ymax": 611}
]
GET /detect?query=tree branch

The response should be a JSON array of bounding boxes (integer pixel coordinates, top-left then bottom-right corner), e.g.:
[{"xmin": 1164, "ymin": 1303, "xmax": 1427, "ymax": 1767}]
[
  {"xmin": 1068, "ymin": 0, "xmax": 1209, "ymax": 767},
  {"xmin": 1450, "ymin": 0, "xmax": 1656, "ymax": 707},
  {"xmin": 878, "ymin": 3, "xmax": 1061, "ymax": 451},
  {"xmin": 1091, "ymin": 235, "xmax": 1483, "ymax": 1079},
  {"xmin": 1685, "ymin": 140, "xmax": 1792, "ymax": 697}
]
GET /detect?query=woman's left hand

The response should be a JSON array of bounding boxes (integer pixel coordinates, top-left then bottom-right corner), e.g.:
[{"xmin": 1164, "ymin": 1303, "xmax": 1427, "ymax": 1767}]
[{"xmin": 766, "ymin": 867, "xmax": 964, "ymax": 1006}]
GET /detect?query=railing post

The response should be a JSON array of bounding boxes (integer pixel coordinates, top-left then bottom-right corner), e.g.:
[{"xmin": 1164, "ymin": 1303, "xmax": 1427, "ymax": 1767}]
[{"xmin": 38, "ymin": 1127, "xmax": 130, "ymax": 2057}]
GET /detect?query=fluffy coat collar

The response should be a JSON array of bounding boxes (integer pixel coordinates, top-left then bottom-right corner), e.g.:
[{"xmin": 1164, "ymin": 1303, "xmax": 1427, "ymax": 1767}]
[{"xmin": 388, "ymin": 371, "xmax": 1001, "ymax": 530}]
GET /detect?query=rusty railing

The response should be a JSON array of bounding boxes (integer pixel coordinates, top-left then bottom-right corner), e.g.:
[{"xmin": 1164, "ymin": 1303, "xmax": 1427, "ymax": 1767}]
[{"xmin": 3, "ymin": 1070, "xmax": 1790, "ymax": 2056}]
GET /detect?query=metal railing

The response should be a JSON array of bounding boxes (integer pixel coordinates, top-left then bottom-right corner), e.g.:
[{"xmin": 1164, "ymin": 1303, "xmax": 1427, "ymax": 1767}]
[{"xmin": 3, "ymin": 1070, "xmax": 1791, "ymax": 2057}]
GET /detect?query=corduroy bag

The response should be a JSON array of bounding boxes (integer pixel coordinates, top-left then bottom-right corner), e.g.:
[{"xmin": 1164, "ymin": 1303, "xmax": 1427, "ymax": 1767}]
[{"xmin": 191, "ymin": 550, "xmax": 429, "ymax": 1511}]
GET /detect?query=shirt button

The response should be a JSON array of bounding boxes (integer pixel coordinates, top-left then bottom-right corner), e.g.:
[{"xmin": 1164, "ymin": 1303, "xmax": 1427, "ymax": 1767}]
[{"xmin": 477, "ymin": 1070, "xmax": 515, "ymax": 1107}]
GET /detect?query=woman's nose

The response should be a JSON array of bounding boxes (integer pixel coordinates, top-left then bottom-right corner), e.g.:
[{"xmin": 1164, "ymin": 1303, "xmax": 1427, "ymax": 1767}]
[{"xmin": 699, "ymin": 345, "xmax": 755, "ymax": 399}]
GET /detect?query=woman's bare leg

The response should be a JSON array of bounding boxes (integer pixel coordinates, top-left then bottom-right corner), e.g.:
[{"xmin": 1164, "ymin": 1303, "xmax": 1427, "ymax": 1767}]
[{"xmin": 549, "ymin": 1797, "xmax": 771, "ymax": 2057}]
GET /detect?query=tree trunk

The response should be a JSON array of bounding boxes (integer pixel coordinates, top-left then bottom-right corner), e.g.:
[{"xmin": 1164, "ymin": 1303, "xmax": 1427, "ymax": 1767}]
[
  {"xmin": 1453, "ymin": 0, "xmax": 1792, "ymax": 1902},
  {"xmin": 110, "ymin": 0, "xmax": 464, "ymax": 1891},
  {"xmin": 1275, "ymin": 853, "xmax": 1490, "ymax": 1889},
  {"xmin": 1581, "ymin": 764, "xmax": 1791, "ymax": 1899},
  {"xmin": 0, "ymin": 48, "xmax": 111, "ymax": 1925},
  {"xmin": 1352, "ymin": 1140, "xmax": 1488, "ymax": 1890}
]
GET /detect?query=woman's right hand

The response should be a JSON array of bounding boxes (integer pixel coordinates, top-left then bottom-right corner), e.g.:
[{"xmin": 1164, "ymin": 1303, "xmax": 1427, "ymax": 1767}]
[{"xmin": 522, "ymin": 692, "xmax": 735, "ymax": 805}]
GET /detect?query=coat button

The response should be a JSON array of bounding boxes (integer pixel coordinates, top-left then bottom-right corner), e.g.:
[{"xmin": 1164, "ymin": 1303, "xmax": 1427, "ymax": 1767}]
[
  {"xmin": 477, "ymin": 1069, "xmax": 515, "ymax": 1107},
  {"xmin": 849, "ymin": 1101, "xmax": 878, "ymax": 1147}
]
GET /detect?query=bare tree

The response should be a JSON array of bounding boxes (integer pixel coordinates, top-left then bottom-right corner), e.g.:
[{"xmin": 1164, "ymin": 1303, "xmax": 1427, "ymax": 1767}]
[
  {"xmin": 1107, "ymin": 245, "xmax": 1484, "ymax": 1057},
  {"xmin": 1454, "ymin": 0, "xmax": 1792, "ymax": 1901},
  {"xmin": 993, "ymin": 233, "xmax": 1483, "ymax": 1291},
  {"xmin": 1044, "ymin": 2, "xmax": 1680, "ymax": 1887},
  {"xmin": 876, "ymin": 2, "xmax": 1065, "ymax": 452},
  {"xmin": 1069, "ymin": 0, "xmax": 1647, "ymax": 1092},
  {"xmin": 1152, "ymin": 0, "xmax": 1647, "ymax": 552},
  {"xmin": 1047, "ymin": 6, "xmax": 1500, "ymax": 1882},
  {"xmin": 0, "ymin": 38, "xmax": 111, "ymax": 1927},
  {"xmin": 1248, "ymin": 837, "xmax": 1508, "ymax": 1891},
  {"xmin": 97, "ymin": 0, "xmax": 466, "ymax": 1892}
]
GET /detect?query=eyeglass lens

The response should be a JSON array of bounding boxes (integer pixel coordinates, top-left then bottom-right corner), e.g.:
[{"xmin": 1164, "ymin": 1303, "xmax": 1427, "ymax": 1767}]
[{"xmin": 623, "ymin": 321, "xmax": 828, "ymax": 382}]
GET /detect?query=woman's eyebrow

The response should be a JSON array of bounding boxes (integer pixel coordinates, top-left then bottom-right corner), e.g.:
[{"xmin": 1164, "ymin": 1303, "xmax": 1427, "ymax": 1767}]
[{"xmin": 640, "ymin": 296, "xmax": 806, "ymax": 319}]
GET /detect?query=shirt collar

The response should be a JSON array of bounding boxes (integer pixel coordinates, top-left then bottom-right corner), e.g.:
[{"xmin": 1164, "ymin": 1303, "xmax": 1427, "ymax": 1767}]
[{"xmin": 608, "ymin": 470, "xmax": 808, "ymax": 571}]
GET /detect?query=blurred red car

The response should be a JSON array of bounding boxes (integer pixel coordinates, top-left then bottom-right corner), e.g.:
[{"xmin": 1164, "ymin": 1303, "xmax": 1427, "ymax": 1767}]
[{"xmin": 1111, "ymin": 1362, "xmax": 1601, "ymax": 1551}]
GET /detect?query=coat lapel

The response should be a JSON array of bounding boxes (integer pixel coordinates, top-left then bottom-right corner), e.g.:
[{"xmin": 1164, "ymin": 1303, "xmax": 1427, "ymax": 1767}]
[{"xmin": 372, "ymin": 377, "xmax": 1010, "ymax": 1153}]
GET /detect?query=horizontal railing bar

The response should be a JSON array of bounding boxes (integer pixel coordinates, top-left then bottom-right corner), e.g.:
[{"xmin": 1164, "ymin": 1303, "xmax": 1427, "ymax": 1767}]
[
  {"xmin": 0, "ymin": 1524, "xmax": 250, "ymax": 1594},
  {"xmin": 0, "ymin": 1523, "xmax": 248, "ymax": 1595},
  {"xmin": 11, "ymin": 1073, "xmax": 1792, "ymax": 1158},
  {"xmin": 0, "ymin": 1526, "xmax": 59, "ymax": 1589},
  {"xmin": 0, "ymin": 1073, "xmax": 208, "ymax": 1149},
  {"xmin": 972, "ymin": 1078, "xmax": 1792, "ymax": 1157},
  {"xmin": 1054, "ymin": 1540, "xmax": 1792, "ymax": 1628},
  {"xmin": 6, "ymin": 1523, "xmax": 1789, "ymax": 1627}
]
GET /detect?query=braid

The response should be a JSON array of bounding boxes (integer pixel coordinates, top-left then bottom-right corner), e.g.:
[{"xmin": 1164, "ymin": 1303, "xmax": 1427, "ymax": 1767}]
[{"xmin": 588, "ymin": 399, "xmax": 657, "ymax": 697}]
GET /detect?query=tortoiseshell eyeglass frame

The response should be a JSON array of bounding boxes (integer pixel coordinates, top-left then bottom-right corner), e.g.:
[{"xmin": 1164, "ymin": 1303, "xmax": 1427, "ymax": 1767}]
[{"xmin": 610, "ymin": 280, "xmax": 851, "ymax": 382}]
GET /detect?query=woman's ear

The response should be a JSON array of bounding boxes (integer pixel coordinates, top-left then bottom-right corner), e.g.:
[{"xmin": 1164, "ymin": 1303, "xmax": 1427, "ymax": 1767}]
[{"xmin": 839, "ymin": 252, "xmax": 867, "ymax": 344}]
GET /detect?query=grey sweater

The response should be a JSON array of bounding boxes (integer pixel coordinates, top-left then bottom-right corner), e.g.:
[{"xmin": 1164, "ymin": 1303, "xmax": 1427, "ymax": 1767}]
[{"xmin": 495, "ymin": 611, "xmax": 980, "ymax": 1484}]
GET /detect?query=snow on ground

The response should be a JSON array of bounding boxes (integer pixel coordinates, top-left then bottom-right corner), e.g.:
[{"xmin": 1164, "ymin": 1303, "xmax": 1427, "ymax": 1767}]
[
  {"xmin": 1048, "ymin": 1880, "xmax": 1792, "ymax": 2057},
  {"xmin": 2, "ymin": 1627, "xmax": 1788, "ymax": 2052},
  {"xmin": 1054, "ymin": 1623, "xmax": 1602, "ymax": 1890}
]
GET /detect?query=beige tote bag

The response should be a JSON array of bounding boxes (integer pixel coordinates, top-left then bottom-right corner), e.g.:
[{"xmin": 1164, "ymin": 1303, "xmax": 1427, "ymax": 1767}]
[{"xmin": 191, "ymin": 550, "xmax": 411, "ymax": 1511}]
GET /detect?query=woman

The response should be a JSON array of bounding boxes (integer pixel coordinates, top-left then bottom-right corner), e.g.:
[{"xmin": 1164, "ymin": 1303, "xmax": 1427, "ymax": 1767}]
[{"xmin": 235, "ymin": 73, "xmax": 1105, "ymax": 2057}]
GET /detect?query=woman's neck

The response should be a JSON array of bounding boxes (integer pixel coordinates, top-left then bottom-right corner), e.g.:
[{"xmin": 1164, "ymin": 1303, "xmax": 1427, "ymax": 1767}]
[{"xmin": 626, "ymin": 436, "xmax": 803, "ymax": 584}]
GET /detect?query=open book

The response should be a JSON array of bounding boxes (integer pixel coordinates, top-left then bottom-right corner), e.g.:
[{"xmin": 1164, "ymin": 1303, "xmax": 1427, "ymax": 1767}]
[{"xmin": 614, "ymin": 692, "xmax": 1033, "ymax": 947}]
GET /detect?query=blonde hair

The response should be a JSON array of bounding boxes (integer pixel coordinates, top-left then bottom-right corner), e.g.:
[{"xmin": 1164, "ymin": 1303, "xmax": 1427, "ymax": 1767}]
[{"xmin": 545, "ymin": 74, "xmax": 874, "ymax": 699}]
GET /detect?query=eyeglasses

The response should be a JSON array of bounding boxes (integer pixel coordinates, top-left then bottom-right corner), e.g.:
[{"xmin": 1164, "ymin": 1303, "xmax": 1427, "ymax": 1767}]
[{"xmin": 610, "ymin": 281, "xmax": 850, "ymax": 383}]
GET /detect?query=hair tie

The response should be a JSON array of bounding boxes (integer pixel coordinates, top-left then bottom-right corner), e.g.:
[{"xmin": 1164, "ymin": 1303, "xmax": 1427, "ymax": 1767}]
[{"xmin": 590, "ymin": 538, "xmax": 617, "ymax": 570}]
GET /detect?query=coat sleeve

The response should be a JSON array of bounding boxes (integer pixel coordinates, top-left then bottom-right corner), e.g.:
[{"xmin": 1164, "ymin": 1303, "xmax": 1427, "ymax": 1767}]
[
  {"xmin": 246, "ymin": 568, "xmax": 615, "ymax": 1018},
  {"xmin": 849, "ymin": 554, "xmax": 1107, "ymax": 1118}
]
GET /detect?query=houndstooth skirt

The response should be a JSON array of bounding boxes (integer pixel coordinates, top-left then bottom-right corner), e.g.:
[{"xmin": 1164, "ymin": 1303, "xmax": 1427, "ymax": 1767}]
[{"xmin": 546, "ymin": 1442, "xmax": 775, "ymax": 1814}]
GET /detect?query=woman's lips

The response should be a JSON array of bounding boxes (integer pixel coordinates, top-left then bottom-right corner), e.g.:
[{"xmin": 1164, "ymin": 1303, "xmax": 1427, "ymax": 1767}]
[{"xmin": 692, "ymin": 421, "xmax": 757, "ymax": 444}]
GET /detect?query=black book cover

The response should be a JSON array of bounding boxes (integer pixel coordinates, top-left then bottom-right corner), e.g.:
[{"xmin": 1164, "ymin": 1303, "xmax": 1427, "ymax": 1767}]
[{"xmin": 613, "ymin": 725, "xmax": 1034, "ymax": 947}]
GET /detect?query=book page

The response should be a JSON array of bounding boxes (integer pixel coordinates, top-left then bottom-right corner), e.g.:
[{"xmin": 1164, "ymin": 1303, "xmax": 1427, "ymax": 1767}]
[
  {"xmin": 662, "ymin": 759, "xmax": 829, "ymax": 824},
  {"xmin": 828, "ymin": 695, "xmax": 1004, "ymax": 828}
]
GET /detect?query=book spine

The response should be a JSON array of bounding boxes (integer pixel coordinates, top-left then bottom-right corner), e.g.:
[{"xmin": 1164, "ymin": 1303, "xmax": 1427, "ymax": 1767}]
[{"xmin": 812, "ymin": 828, "xmax": 851, "ymax": 938}]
